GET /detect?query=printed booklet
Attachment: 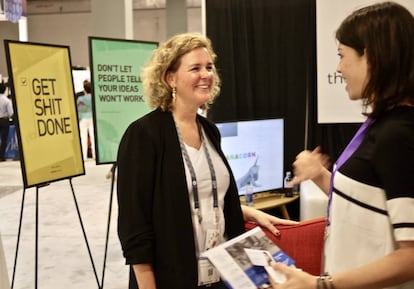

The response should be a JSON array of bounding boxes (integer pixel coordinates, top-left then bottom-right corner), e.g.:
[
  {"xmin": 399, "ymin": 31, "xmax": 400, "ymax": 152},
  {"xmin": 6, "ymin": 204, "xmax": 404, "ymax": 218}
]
[{"xmin": 202, "ymin": 226, "xmax": 295, "ymax": 289}]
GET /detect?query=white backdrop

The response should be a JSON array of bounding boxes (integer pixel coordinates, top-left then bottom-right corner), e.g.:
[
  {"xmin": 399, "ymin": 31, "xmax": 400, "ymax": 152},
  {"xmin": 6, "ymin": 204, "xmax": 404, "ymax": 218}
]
[
  {"xmin": 72, "ymin": 69, "xmax": 91, "ymax": 94},
  {"xmin": 316, "ymin": 0, "xmax": 414, "ymax": 123}
]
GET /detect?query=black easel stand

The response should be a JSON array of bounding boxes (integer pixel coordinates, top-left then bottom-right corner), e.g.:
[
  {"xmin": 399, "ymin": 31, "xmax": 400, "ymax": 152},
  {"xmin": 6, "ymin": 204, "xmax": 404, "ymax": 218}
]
[
  {"xmin": 100, "ymin": 163, "xmax": 117, "ymax": 289},
  {"xmin": 11, "ymin": 179, "xmax": 101, "ymax": 289},
  {"xmin": 10, "ymin": 187, "xmax": 26, "ymax": 289},
  {"xmin": 69, "ymin": 178, "xmax": 100, "ymax": 288}
]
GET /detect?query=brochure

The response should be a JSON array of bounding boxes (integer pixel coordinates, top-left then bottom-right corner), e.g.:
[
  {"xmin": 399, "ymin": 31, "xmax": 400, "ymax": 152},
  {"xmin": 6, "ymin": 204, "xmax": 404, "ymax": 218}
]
[{"xmin": 202, "ymin": 226, "xmax": 295, "ymax": 289}]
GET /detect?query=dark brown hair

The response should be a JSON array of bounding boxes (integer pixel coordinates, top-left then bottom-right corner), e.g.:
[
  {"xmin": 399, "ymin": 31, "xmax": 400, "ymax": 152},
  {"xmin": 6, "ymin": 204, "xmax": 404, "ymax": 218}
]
[
  {"xmin": 336, "ymin": 2, "xmax": 414, "ymax": 118},
  {"xmin": 0, "ymin": 81, "xmax": 7, "ymax": 94},
  {"xmin": 83, "ymin": 80, "xmax": 91, "ymax": 94}
]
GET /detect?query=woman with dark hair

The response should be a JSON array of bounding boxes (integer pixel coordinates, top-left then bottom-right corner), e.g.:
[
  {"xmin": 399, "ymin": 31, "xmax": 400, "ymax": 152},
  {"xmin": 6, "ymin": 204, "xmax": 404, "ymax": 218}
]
[{"xmin": 270, "ymin": 2, "xmax": 414, "ymax": 289}]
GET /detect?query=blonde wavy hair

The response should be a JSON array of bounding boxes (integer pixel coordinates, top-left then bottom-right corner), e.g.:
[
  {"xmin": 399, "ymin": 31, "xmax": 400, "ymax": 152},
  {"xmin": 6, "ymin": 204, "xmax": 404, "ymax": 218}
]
[{"xmin": 141, "ymin": 33, "xmax": 221, "ymax": 111}]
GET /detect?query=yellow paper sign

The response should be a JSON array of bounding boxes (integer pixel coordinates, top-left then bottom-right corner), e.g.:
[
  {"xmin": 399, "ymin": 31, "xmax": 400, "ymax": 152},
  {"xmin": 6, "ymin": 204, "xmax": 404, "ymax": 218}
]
[{"xmin": 5, "ymin": 41, "xmax": 84, "ymax": 188}]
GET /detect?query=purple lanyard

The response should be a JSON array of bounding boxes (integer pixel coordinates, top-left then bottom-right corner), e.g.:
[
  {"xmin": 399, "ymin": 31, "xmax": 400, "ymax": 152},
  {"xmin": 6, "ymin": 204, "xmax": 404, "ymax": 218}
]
[{"xmin": 327, "ymin": 118, "xmax": 374, "ymax": 226}]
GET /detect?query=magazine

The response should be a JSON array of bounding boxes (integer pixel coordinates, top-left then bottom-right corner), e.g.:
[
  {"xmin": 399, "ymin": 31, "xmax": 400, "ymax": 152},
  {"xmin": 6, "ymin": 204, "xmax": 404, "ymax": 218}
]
[{"xmin": 201, "ymin": 226, "xmax": 295, "ymax": 289}]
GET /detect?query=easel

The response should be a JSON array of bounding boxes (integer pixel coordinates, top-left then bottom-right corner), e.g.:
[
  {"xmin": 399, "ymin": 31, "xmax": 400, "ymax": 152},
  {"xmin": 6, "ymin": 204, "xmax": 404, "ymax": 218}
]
[
  {"xmin": 4, "ymin": 40, "xmax": 103, "ymax": 289},
  {"xmin": 100, "ymin": 163, "xmax": 117, "ymax": 289},
  {"xmin": 11, "ymin": 179, "xmax": 101, "ymax": 289}
]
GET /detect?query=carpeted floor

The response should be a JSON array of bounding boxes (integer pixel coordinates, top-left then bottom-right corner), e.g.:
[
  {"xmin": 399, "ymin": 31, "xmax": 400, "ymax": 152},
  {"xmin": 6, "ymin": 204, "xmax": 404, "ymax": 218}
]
[{"xmin": 0, "ymin": 160, "xmax": 128, "ymax": 289}]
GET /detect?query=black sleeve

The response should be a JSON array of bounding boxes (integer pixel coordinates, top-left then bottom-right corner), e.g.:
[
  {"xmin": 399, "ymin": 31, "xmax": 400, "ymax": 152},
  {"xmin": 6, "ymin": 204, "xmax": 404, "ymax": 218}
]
[
  {"xmin": 116, "ymin": 120, "xmax": 157, "ymax": 265},
  {"xmin": 373, "ymin": 120, "xmax": 414, "ymax": 200}
]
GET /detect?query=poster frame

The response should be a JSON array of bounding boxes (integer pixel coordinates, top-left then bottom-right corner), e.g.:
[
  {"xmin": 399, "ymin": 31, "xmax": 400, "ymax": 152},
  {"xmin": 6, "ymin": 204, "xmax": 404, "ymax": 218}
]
[
  {"xmin": 4, "ymin": 40, "xmax": 85, "ymax": 188},
  {"xmin": 88, "ymin": 36, "xmax": 158, "ymax": 165}
]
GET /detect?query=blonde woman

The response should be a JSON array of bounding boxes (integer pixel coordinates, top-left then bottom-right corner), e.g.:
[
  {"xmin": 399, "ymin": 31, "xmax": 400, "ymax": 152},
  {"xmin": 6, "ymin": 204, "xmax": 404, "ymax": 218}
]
[{"xmin": 117, "ymin": 33, "xmax": 296, "ymax": 289}]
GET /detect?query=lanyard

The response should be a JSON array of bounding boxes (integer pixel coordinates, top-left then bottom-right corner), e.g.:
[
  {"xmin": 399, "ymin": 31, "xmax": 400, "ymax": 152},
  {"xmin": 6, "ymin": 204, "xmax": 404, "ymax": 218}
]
[
  {"xmin": 327, "ymin": 117, "xmax": 374, "ymax": 226},
  {"xmin": 174, "ymin": 118, "xmax": 219, "ymax": 224}
]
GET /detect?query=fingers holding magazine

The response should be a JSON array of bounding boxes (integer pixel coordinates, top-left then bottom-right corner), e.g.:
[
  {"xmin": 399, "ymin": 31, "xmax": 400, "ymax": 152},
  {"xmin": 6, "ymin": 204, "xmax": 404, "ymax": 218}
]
[
  {"xmin": 202, "ymin": 227, "xmax": 295, "ymax": 289},
  {"xmin": 268, "ymin": 262, "xmax": 315, "ymax": 289}
]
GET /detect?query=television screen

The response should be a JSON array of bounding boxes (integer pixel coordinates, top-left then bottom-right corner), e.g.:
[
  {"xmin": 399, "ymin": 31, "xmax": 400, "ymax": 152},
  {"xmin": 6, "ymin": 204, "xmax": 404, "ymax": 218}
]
[{"xmin": 216, "ymin": 118, "xmax": 284, "ymax": 195}]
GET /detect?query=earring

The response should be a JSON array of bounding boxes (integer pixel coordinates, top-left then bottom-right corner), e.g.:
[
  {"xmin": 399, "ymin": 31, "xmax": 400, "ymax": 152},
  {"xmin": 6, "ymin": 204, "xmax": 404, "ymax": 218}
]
[{"xmin": 172, "ymin": 87, "xmax": 176, "ymax": 101}]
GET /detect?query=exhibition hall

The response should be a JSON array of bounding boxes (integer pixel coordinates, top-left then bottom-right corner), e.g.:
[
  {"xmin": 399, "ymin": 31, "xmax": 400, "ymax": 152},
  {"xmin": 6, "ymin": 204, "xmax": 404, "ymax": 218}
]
[{"xmin": 1, "ymin": 0, "xmax": 414, "ymax": 289}]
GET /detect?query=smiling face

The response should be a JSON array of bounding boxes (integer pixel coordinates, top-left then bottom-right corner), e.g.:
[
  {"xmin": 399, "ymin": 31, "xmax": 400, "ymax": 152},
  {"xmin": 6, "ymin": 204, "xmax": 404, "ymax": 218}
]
[
  {"xmin": 336, "ymin": 43, "xmax": 369, "ymax": 100},
  {"xmin": 166, "ymin": 47, "xmax": 215, "ymax": 111}
]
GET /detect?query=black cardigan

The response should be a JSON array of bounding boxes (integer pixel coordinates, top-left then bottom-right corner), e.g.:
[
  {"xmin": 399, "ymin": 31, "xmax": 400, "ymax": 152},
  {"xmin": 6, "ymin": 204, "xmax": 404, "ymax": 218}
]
[{"xmin": 116, "ymin": 109, "xmax": 245, "ymax": 289}]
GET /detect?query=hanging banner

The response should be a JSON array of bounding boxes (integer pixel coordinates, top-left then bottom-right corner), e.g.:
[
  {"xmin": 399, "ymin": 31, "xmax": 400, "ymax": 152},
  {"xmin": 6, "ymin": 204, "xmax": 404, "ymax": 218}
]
[
  {"xmin": 4, "ymin": 40, "xmax": 84, "ymax": 188},
  {"xmin": 89, "ymin": 37, "xmax": 157, "ymax": 164},
  {"xmin": 4, "ymin": 0, "xmax": 26, "ymax": 23},
  {"xmin": 316, "ymin": 0, "xmax": 414, "ymax": 123}
]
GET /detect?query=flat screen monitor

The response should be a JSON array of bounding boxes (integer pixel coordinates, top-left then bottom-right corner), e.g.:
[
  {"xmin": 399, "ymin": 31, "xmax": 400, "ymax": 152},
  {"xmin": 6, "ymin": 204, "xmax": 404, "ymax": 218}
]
[{"xmin": 216, "ymin": 118, "xmax": 284, "ymax": 195}]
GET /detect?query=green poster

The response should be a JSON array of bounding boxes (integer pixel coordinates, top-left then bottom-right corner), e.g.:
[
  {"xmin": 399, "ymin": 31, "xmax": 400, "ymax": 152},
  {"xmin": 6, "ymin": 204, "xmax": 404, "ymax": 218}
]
[{"xmin": 89, "ymin": 37, "xmax": 157, "ymax": 164}]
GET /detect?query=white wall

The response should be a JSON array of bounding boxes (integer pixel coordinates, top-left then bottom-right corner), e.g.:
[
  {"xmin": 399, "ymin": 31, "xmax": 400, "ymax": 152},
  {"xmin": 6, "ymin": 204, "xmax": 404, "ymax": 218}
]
[
  {"xmin": 0, "ymin": 21, "xmax": 19, "ymax": 78},
  {"xmin": 0, "ymin": 7, "xmax": 202, "ymax": 76},
  {"xmin": 316, "ymin": 0, "xmax": 414, "ymax": 123}
]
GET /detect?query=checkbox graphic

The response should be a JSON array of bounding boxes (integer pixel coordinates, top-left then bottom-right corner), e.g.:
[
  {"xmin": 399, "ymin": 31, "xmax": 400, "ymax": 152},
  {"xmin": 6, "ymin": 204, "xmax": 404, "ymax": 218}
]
[{"xmin": 20, "ymin": 77, "xmax": 28, "ymax": 86}]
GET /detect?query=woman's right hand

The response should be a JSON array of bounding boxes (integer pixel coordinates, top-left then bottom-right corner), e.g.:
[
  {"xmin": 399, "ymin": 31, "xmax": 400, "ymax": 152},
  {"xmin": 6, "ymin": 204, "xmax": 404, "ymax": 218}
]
[
  {"xmin": 268, "ymin": 262, "xmax": 316, "ymax": 289},
  {"xmin": 292, "ymin": 146, "xmax": 331, "ymax": 186}
]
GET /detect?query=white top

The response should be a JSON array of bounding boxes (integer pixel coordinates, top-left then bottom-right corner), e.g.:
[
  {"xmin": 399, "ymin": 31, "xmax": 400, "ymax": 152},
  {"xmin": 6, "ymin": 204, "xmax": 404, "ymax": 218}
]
[
  {"xmin": 323, "ymin": 109, "xmax": 414, "ymax": 289},
  {"xmin": 183, "ymin": 128, "xmax": 230, "ymax": 257},
  {"xmin": 0, "ymin": 93, "xmax": 13, "ymax": 119}
]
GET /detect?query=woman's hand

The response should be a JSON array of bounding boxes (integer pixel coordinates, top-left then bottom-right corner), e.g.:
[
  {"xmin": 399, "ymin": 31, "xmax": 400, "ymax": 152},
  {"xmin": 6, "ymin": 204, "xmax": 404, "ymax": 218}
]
[
  {"xmin": 241, "ymin": 205, "xmax": 298, "ymax": 236},
  {"xmin": 292, "ymin": 146, "xmax": 332, "ymax": 194},
  {"xmin": 292, "ymin": 146, "xmax": 330, "ymax": 184},
  {"xmin": 268, "ymin": 262, "xmax": 316, "ymax": 289}
]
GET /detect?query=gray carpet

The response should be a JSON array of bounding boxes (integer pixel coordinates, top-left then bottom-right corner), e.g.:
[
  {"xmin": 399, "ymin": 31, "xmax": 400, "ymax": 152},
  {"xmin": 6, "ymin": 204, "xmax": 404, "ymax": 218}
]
[
  {"xmin": 0, "ymin": 186, "xmax": 22, "ymax": 199},
  {"xmin": 0, "ymin": 160, "xmax": 128, "ymax": 289}
]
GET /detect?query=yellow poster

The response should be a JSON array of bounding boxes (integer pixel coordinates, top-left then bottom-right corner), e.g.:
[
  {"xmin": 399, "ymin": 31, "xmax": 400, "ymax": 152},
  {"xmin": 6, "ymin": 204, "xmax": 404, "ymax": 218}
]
[{"xmin": 5, "ymin": 41, "xmax": 84, "ymax": 188}]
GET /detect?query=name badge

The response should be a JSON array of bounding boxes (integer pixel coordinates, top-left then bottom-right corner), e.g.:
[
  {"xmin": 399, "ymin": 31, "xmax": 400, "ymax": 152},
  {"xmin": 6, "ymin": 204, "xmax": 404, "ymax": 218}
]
[
  {"xmin": 205, "ymin": 228, "xmax": 220, "ymax": 250},
  {"xmin": 198, "ymin": 257, "xmax": 220, "ymax": 286}
]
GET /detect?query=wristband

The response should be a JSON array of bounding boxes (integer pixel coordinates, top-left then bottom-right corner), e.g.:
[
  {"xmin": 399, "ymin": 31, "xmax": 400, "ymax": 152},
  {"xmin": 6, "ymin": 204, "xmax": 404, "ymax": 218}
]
[{"xmin": 317, "ymin": 273, "xmax": 335, "ymax": 289}]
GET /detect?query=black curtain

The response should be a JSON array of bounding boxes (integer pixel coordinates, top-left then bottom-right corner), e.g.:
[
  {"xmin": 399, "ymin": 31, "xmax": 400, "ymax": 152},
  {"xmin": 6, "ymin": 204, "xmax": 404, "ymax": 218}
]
[{"xmin": 206, "ymin": 0, "xmax": 360, "ymax": 172}]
